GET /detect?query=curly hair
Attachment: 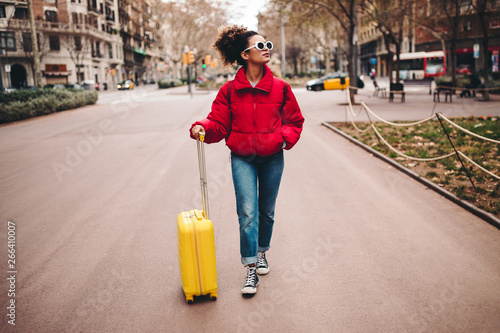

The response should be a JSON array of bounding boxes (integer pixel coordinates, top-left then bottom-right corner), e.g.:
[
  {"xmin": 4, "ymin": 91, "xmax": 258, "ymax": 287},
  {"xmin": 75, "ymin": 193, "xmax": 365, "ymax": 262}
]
[{"xmin": 213, "ymin": 25, "xmax": 258, "ymax": 67}]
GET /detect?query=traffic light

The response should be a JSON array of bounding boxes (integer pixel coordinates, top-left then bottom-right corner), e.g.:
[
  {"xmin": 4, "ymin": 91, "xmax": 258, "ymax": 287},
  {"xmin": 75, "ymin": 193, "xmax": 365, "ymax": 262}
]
[
  {"xmin": 211, "ymin": 59, "xmax": 218, "ymax": 68},
  {"xmin": 187, "ymin": 51, "xmax": 195, "ymax": 64},
  {"xmin": 202, "ymin": 59, "xmax": 206, "ymax": 69},
  {"xmin": 182, "ymin": 53, "xmax": 188, "ymax": 65},
  {"xmin": 204, "ymin": 55, "xmax": 212, "ymax": 67}
]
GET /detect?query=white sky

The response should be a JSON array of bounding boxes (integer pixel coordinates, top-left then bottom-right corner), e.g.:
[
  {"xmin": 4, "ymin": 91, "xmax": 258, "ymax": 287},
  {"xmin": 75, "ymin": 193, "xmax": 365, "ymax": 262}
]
[
  {"xmin": 161, "ymin": 0, "xmax": 270, "ymax": 31},
  {"xmin": 226, "ymin": 0, "xmax": 269, "ymax": 31}
]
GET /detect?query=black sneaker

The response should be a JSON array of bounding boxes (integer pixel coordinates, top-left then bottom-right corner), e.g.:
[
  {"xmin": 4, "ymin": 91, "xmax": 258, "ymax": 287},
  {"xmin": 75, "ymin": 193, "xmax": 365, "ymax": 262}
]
[
  {"xmin": 256, "ymin": 252, "xmax": 269, "ymax": 275},
  {"xmin": 241, "ymin": 266, "xmax": 259, "ymax": 294}
]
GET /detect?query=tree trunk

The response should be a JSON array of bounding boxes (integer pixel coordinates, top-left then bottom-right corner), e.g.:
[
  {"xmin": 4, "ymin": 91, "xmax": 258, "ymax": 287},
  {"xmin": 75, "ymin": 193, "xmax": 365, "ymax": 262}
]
[{"xmin": 478, "ymin": 4, "xmax": 490, "ymax": 100}]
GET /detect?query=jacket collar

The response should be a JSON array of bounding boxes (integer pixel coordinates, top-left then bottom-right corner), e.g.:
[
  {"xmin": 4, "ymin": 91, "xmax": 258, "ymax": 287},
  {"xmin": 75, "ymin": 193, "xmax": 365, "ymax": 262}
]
[{"xmin": 233, "ymin": 64, "xmax": 273, "ymax": 93}]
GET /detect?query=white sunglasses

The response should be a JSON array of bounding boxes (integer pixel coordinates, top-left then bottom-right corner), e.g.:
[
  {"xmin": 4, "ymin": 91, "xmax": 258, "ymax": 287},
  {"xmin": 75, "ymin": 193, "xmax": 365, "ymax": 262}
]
[{"xmin": 243, "ymin": 41, "xmax": 273, "ymax": 52}]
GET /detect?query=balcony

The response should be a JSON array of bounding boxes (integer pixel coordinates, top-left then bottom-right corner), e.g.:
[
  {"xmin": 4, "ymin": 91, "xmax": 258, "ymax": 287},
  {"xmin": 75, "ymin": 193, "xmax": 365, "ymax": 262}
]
[
  {"xmin": 88, "ymin": 6, "xmax": 103, "ymax": 16},
  {"xmin": 133, "ymin": 32, "xmax": 142, "ymax": 41}
]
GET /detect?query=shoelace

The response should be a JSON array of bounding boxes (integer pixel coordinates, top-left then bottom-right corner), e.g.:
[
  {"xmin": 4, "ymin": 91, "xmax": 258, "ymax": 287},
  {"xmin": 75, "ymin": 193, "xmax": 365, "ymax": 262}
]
[
  {"xmin": 245, "ymin": 267, "xmax": 257, "ymax": 286},
  {"xmin": 257, "ymin": 253, "xmax": 266, "ymax": 267}
]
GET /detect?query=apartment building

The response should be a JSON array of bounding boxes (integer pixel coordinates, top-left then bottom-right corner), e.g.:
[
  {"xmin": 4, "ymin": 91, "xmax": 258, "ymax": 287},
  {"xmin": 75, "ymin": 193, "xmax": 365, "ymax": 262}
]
[
  {"xmin": 414, "ymin": 0, "xmax": 500, "ymax": 71},
  {"xmin": 357, "ymin": 0, "xmax": 500, "ymax": 78},
  {"xmin": 0, "ymin": 0, "xmax": 164, "ymax": 90}
]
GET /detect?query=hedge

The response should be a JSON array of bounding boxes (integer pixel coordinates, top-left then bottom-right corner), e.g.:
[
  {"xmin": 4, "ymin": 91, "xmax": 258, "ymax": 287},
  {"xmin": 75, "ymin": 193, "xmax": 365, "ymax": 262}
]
[
  {"xmin": 0, "ymin": 89, "xmax": 98, "ymax": 124},
  {"xmin": 158, "ymin": 79, "xmax": 183, "ymax": 89}
]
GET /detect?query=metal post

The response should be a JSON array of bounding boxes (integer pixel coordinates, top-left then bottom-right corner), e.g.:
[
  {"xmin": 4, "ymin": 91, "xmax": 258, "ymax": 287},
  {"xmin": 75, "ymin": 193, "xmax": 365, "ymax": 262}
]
[
  {"xmin": 28, "ymin": 0, "xmax": 41, "ymax": 88},
  {"xmin": 0, "ymin": 51, "xmax": 4, "ymax": 91},
  {"xmin": 281, "ymin": 15, "xmax": 286, "ymax": 78},
  {"xmin": 436, "ymin": 113, "xmax": 476, "ymax": 191}
]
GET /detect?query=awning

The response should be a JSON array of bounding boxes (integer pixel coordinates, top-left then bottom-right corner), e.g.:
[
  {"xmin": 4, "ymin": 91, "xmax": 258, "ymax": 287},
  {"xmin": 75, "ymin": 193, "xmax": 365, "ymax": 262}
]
[{"xmin": 43, "ymin": 71, "xmax": 71, "ymax": 77}]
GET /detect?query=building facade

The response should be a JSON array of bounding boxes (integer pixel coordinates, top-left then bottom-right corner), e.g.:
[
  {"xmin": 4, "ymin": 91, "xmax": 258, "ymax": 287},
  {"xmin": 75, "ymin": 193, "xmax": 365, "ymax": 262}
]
[
  {"xmin": 0, "ymin": 0, "xmax": 164, "ymax": 90},
  {"xmin": 357, "ymin": 0, "xmax": 500, "ymax": 78}
]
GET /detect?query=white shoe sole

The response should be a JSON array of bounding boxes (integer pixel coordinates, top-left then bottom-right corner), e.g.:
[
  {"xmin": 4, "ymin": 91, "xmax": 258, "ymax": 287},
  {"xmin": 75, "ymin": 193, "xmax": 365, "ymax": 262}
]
[
  {"xmin": 241, "ymin": 282, "xmax": 259, "ymax": 294},
  {"xmin": 256, "ymin": 267, "xmax": 269, "ymax": 275}
]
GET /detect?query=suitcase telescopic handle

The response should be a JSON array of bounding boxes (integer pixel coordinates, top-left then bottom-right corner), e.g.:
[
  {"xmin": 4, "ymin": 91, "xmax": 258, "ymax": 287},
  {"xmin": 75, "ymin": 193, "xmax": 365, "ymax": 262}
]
[{"xmin": 196, "ymin": 133, "xmax": 210, "ymax": 220}]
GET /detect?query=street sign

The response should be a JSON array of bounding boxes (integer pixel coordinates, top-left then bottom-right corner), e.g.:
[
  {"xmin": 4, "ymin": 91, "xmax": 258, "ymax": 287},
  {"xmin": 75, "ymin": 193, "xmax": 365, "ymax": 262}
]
[
  {"xmin": 473, "ymin": 43, "xmax": 479, "ymax": 59},
  {"xmin": 493, "ymin": 50, "xmax": 499, "ymax": 72},
  {"xmin": 5, "ymin": 64, "xmax": 11, "ymax": 73}
]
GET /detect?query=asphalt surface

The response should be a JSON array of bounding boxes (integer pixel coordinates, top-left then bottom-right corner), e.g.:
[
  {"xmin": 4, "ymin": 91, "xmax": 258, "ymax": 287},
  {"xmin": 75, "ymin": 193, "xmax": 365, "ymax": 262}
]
[{"xmin": 1, "ymin": 83, "xmax": 499, "ymax": 332}]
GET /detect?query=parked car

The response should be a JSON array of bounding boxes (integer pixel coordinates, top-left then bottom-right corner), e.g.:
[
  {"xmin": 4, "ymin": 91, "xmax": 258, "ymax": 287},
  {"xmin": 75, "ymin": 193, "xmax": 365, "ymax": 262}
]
[
  {"xmin": 81, "ymin": 80, "xmax": 96, "ymax": 91},
  {"xmin": 456, "ymin": 64, "xmax": 472, "ymax": 75},
  {"xmin": 307, "ymin": 72, "xmax": 363, "ymax": 91},
  {"xmin": 117, "ymin": 80, "xmax": 134, "ymax": 90},
  {"xmin": 44, "ymin": 84, "xmax": 65, "ymax": 90},
  {"xmin": 65, "ymin": 84, "xmax": 83, "ymax": 90}
]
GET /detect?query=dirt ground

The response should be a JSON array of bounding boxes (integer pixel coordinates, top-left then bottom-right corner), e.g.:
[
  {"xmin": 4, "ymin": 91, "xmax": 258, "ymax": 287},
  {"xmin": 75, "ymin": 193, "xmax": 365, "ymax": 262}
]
[{"xmin": 330, "ymin": 120, "xmax": 500, "ymax": 219}]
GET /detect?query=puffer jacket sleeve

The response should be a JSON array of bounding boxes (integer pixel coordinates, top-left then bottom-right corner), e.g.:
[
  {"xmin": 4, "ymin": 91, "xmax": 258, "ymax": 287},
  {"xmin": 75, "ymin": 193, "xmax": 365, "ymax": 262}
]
[
  {"xmin": 281, "ymin": 83, "xmax": 305, "ymax": 150},
  {"xmin": 189, "ymin": 82, "xmax": 232, "ymax": 143}
]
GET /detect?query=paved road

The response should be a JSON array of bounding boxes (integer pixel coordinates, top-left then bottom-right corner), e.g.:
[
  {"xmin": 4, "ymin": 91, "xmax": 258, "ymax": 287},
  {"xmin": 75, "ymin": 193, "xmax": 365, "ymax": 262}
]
[{"xmin": 1, "ymin": 85, "xmax": 499, "ymax": 332}]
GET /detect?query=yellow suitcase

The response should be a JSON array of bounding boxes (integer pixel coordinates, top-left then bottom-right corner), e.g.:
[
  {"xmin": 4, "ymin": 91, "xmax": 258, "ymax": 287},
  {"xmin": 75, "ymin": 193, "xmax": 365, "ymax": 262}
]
[{"xmin": 177, "ymin": 134, "xmax": 217, "ymax": 304}]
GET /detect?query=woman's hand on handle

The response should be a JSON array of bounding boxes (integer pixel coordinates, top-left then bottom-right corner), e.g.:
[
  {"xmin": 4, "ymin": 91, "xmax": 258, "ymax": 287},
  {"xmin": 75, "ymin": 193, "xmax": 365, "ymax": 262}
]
[{"xmin": 191, "ymin": 125, "xmax": 205, "ymax": 140}]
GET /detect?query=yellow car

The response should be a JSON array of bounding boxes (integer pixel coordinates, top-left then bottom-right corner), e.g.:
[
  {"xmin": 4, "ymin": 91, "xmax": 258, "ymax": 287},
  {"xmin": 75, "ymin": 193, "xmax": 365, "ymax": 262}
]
[{"xmin": 307, "ymin": 72, "xmax": 364, "ymax": 91}]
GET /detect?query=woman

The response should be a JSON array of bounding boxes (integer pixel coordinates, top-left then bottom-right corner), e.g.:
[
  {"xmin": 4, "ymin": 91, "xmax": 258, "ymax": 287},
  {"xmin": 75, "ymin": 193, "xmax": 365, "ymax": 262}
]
[{"xmin": 190, "ymin": 25, "xmax": 304, "ymax": 295}]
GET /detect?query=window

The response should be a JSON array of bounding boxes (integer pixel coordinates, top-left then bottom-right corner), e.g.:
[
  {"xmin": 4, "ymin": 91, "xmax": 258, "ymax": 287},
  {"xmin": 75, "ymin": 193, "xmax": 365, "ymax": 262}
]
[
  {"xmin": 491, "ymin": 19, "xmax": 500, "ymax": 29},
  {"xmin": 14, "ymin": 8, "xmax": 28, "ymax": 20},
  {"xmin": 75, "ymin": 36, "xmax": 82, "ymax": 51},
  {"xmin": 0, "ymin": 6, "xmax": 6, "ymax": 18},
  {"xmin": 0, "ymin": 32, "xmax": 16, "ymax": 51},
  {"xmin": 462, "ymin": 20, "xmax": 471, "ymax": 32},
  {"xmin": 23, "ymin": 33, "xmax": 32, "ymax": 52},
  {"xmin": 459, "ymin": 0, "xmax": 472, "ymax": 13},
  {"xmin": 109, "ymin": 43, "xmax": 113, "ymax": 58},
  {"xmin": 45, "ymin": 10, "xmax": 58, "ymax": 23},
  {"xmin": 72, "ymin": 13, "xmax": 78, "ymax": 24},
  {"xmin": 49, "ymin": 35, "xmax": 60, "ymax": 51}
]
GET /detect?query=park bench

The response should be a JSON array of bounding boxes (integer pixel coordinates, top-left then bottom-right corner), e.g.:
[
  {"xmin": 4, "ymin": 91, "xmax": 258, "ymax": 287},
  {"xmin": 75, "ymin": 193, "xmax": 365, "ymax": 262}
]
[
  {"xmin": 373, "ymin": 80, "xmax": 387, "ymax": 97},
  {"xmin": 389, "ymin": 83, "xmax": 405, "ymax": 102},
  {"xmin": 433, "ymin": 82, "xmax": 453, "ymax": 103}
]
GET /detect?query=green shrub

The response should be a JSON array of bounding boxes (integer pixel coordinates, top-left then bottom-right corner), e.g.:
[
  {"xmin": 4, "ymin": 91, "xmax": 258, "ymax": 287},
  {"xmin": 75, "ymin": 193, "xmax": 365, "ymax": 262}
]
[
  {"xmin": 158, "ymin": 79, "xmax": 183, "ymax": 89},
  {"xmin": 0, "ymin": 89, "xmax": 98, "ymax": 124}
]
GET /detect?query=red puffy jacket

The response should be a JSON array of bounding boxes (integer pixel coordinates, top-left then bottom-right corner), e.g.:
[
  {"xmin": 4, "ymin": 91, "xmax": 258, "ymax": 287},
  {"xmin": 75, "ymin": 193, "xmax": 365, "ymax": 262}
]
[{"xmin": 190, "ymin": 65, "xmax": 304, "ymax": 156}]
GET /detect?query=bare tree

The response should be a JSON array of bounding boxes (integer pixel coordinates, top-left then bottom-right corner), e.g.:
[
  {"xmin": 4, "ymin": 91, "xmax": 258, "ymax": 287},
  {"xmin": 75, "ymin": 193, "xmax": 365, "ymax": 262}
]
[
  {"xmin": 471, "ymin": 0, "xmax": 500, "ymax": 100},
  {"xmin": 259, "ymin": 3, "xmax": 327, "ymax": 76},
  {"xmin": 61, "ymin": 31, "xmax": 92, "ymax": 83},
  {"xmin": 362, "ymin": 0, "xmax": 415, "ymax": 85},
  {"xmin": 412, "ymin": 0, "xmax": 472, "ymax": 87},
  {"xmin": 15, "ymin": 25, "xmax": 50, "ymax": 85},
  {"xmin": 161, "ymin": 0, "xmax": 227, "ymax": 79},
  {"xmin": 271, "ymin": 0, "xmax": 362, "ymax": 103}
]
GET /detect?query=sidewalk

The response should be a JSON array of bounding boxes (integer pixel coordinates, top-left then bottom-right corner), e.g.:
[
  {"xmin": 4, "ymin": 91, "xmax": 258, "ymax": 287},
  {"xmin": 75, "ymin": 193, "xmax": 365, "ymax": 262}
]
[{"xmin": 344, "ymin": 78, "xmax": 500, "ymax": 122}]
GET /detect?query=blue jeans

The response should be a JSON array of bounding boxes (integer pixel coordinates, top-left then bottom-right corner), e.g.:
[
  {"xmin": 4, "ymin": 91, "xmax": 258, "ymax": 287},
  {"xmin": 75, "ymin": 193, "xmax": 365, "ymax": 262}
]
[{"xmin": 231, "ymin": 150, "xmax": 284, "ymax": 265}]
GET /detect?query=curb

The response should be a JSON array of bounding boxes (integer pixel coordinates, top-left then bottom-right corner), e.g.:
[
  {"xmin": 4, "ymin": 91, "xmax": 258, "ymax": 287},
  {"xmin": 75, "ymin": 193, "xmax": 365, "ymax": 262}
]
[{"xmin": 322, "ymin": 121, "xmax": 500, "ymax": 230}]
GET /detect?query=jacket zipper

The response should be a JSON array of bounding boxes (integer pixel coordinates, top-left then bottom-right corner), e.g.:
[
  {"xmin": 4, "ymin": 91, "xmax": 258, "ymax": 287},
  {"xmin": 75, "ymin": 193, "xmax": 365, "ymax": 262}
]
[{"xmin": 253, "ymin": 89, "xmax": 257, "ymax": 155}]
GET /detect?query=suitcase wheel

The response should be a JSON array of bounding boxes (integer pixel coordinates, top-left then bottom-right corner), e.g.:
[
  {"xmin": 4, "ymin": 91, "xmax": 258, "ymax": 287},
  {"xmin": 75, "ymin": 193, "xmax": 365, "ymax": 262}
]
[
  {"xmin": 210, "ymin": 294, "xmax": 217, "ymax": 301},
  {"xmin": 186, "ymin": 295, "xmax": 194, "ymax": 304}
]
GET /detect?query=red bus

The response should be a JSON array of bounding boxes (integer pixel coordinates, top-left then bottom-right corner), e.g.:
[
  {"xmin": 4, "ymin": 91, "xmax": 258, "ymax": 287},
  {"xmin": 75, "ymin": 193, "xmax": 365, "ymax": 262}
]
[{"xmin": 393, "ymin": 51, "xmax": 446, "ymax": 80}]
